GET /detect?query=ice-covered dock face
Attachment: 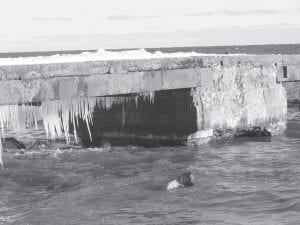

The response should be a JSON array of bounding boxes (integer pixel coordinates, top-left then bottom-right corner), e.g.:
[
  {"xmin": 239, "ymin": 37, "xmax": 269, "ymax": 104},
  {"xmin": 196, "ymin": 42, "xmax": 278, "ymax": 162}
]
[{"xmin": 0, "ymin": 49, "xmax": 298, "ymax": 161}]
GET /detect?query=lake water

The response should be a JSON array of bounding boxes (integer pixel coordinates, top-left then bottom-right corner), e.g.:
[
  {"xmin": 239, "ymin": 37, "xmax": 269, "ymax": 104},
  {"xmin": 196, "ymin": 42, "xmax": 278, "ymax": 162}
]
[
  {"xmin": 0, "ymin": 104, "xmax": 299, "ymax": 225},
  {"xmin": 1, "ymin": 43, "xmax": 300, "ymax": 58}
]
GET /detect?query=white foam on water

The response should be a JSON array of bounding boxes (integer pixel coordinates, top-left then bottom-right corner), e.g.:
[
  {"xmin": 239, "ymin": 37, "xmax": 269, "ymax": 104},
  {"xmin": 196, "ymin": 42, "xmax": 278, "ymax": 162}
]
[{"xmin": 0, "ymin": 49, "xmax": 244, "ymax": 66}]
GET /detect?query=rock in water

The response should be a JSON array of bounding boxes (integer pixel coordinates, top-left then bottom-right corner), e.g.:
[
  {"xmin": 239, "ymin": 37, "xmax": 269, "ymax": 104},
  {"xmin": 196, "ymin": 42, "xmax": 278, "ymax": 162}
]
[
  {"xmin": 167, "ymin": 172, "xmax": 194, "ymax": 190},
  {"xmin": 235, "ymin": 127, "xmax": 271, "ymax": 137},
  {"xmin": 1, "ymin": 137, "xmax": 26, "ymax": 150},
  {"xmin": 99, "ymin": 140, "xmax": 111, "ymax": 148},
  {"xmin": 28, "ymin": 141, "xmax": 49, "ymax": 150}
]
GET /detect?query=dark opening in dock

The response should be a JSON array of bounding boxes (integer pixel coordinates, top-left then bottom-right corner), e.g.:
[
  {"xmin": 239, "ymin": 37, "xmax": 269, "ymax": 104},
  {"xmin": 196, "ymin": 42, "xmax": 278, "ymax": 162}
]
[{"xmin": 283, "ymin": 66, "xmax": 288, "ymax": 78}]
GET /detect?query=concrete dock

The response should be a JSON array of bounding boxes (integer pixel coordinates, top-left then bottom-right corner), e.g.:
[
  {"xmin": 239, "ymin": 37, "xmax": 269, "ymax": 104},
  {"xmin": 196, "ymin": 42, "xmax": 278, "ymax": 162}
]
[{"xmin": 0, "ymin": 53, "xmax": 299, "ymax": 146}]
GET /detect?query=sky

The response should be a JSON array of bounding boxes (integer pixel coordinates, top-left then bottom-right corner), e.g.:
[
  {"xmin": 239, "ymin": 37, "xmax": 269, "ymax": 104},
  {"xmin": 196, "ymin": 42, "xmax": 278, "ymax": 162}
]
[{"xmin": 0, "ymin": 0, "xmax": 299, "ymax": 52}]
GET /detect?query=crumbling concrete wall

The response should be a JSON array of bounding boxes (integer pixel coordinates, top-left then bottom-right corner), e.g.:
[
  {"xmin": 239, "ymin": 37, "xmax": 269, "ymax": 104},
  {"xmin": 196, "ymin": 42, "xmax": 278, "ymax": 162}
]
[{"xmin": 188, "ymin": 63, "xmax": 287, "ymax": 145}]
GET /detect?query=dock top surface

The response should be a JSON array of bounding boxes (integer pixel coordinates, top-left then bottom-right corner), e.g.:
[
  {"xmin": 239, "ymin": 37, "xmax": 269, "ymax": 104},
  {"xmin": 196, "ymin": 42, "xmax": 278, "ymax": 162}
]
[{"xmin": 0, "ymin": 49, "xmax": 299, "ymax": 83}]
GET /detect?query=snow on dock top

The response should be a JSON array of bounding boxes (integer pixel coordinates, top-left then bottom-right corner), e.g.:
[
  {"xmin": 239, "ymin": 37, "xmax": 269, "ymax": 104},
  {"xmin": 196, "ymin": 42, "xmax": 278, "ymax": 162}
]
[{"xmin": 0, "ymin": 49, "xmax": 243, "ymax": 66}]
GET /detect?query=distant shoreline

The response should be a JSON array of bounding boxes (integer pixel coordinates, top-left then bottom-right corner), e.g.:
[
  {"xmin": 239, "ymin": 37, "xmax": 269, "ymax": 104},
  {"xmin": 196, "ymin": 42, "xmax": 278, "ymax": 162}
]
[{"xmin": 1, "ymin": 43, "xmax": 300, "ymax": 58}]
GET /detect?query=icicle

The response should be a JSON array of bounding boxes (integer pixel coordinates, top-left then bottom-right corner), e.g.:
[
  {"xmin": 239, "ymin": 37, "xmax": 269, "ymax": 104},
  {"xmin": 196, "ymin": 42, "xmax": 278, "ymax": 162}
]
[
  {"xmin": 0, "ymin": 92, "xmax": 155, "ymax": 166},
  {"xmin": 149, "ymin": 91, "xmax": 155, "ymax": 103},
  {"xmin": 0, "ymin": 136, "xmax": 3, "ymax": 169},
  {"xmin": 134, "ymin": 91, "xmax": 155, "ymax": 104},
  {"xmin": 40, "ymin": 98, "xmax": 96, "ymax": 143}
]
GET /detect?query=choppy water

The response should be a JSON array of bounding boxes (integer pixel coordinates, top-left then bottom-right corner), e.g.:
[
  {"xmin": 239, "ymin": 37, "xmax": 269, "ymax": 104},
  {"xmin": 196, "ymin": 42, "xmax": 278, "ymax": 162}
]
[
  {"xmin": 1, "ymin": 43, "xmax": 299, "ymax": 58},
  {"xmin": 0, "ymin": 110, "xmax": 299, "ymax": 225}
]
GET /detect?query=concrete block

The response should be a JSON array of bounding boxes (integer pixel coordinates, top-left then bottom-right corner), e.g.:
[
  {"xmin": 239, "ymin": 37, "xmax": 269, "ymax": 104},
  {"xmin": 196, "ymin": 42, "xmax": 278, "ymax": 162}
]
[
  {"xmin": 59, "ymin": 80, "xmax": 78, "ymax": 99},
  {"xmin": 86, "ymin": 73, "xmax": 144, "ymax": 96},
  {"xmin": 0, "ymin": 79, "xmax": 53, "ymax": 104},
  {"xmin": 263, "ymin": 86, "xmax": 287, "ymax": 119},
  {"xmin": 162, "ymin": 69, "xmax": 199, "ymax": 89},
  {"xmin": 198, "ymin": 68, "xmax": 214, "ymax": 88},
  {"xmin": 243, "ymin": 88, "xmax": 267, "ymax": 126},
  {"xmin": 0, "ymin": 85, "xmax": 22, "ymax": 105},
  {"xmin": 142, "ymin": 71, "xmax": 163, "ymax": 91}
]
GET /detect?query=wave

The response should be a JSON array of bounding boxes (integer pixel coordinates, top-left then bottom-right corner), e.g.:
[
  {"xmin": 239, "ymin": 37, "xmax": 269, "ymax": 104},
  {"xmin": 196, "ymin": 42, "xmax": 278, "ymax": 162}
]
[
  {"xmin": 3, "ymin": 146, "xmax": 112, "ymax": 158},
  {"xmin": 0, "ymin": 48, "xmax": 245, "ymax": 66}
]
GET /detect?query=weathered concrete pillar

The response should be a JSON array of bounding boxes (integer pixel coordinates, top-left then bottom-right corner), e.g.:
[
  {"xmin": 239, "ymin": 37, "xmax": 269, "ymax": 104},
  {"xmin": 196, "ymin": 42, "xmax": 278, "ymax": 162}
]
[{"xmin": 188, "ymin": 63, "xmax": 287, "ymax": 145}]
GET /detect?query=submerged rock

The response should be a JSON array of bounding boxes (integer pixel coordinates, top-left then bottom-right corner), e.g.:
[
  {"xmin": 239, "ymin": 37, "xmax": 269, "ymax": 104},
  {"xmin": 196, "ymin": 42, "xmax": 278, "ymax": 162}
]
[
  {"xmin": 187, "ymin": 129, "xmax": 214, "ymax": 145},
  {"xmin": 1, "ymin": 138, "xmax": 51, "ymax": 153},
  {"xmin": 1, "ymin": 137, "xmax": 26, "ymax": 150},
  {"xmin": 187, "ymin": 126, "xmax": 272, "ymax": 145},
  {"xmin": 234, "ymin": 127, "xmax": 271, "ymax": 137},
  {"xmin": 99, "ymin": 140, "xmax": 111, "ymax": 148},
  {"xmin": 27, "ymin": 141, "xmax": 49, "ymax": 150}
]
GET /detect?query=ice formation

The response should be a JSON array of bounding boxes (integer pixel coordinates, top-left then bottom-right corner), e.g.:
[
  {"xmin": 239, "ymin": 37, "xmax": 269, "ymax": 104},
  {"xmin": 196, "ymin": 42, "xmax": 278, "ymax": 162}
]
[
  {"xmin": 0, "ymin": 138, "xmax": 2, "ymax": 169},
  {"xmin": 0, "ymin": 92, "xmax": 155, "ymax": 167},
  {"xmin": 0, "ymin": 49, "xmax": 244, "ymax": 66}
]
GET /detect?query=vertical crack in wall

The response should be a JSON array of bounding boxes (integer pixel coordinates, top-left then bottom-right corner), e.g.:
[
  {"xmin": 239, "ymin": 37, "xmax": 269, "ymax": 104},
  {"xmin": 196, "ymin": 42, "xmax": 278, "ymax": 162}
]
[{"xmin": 191, "ymin": 88, "xmax": 204, "ymax": 129}]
